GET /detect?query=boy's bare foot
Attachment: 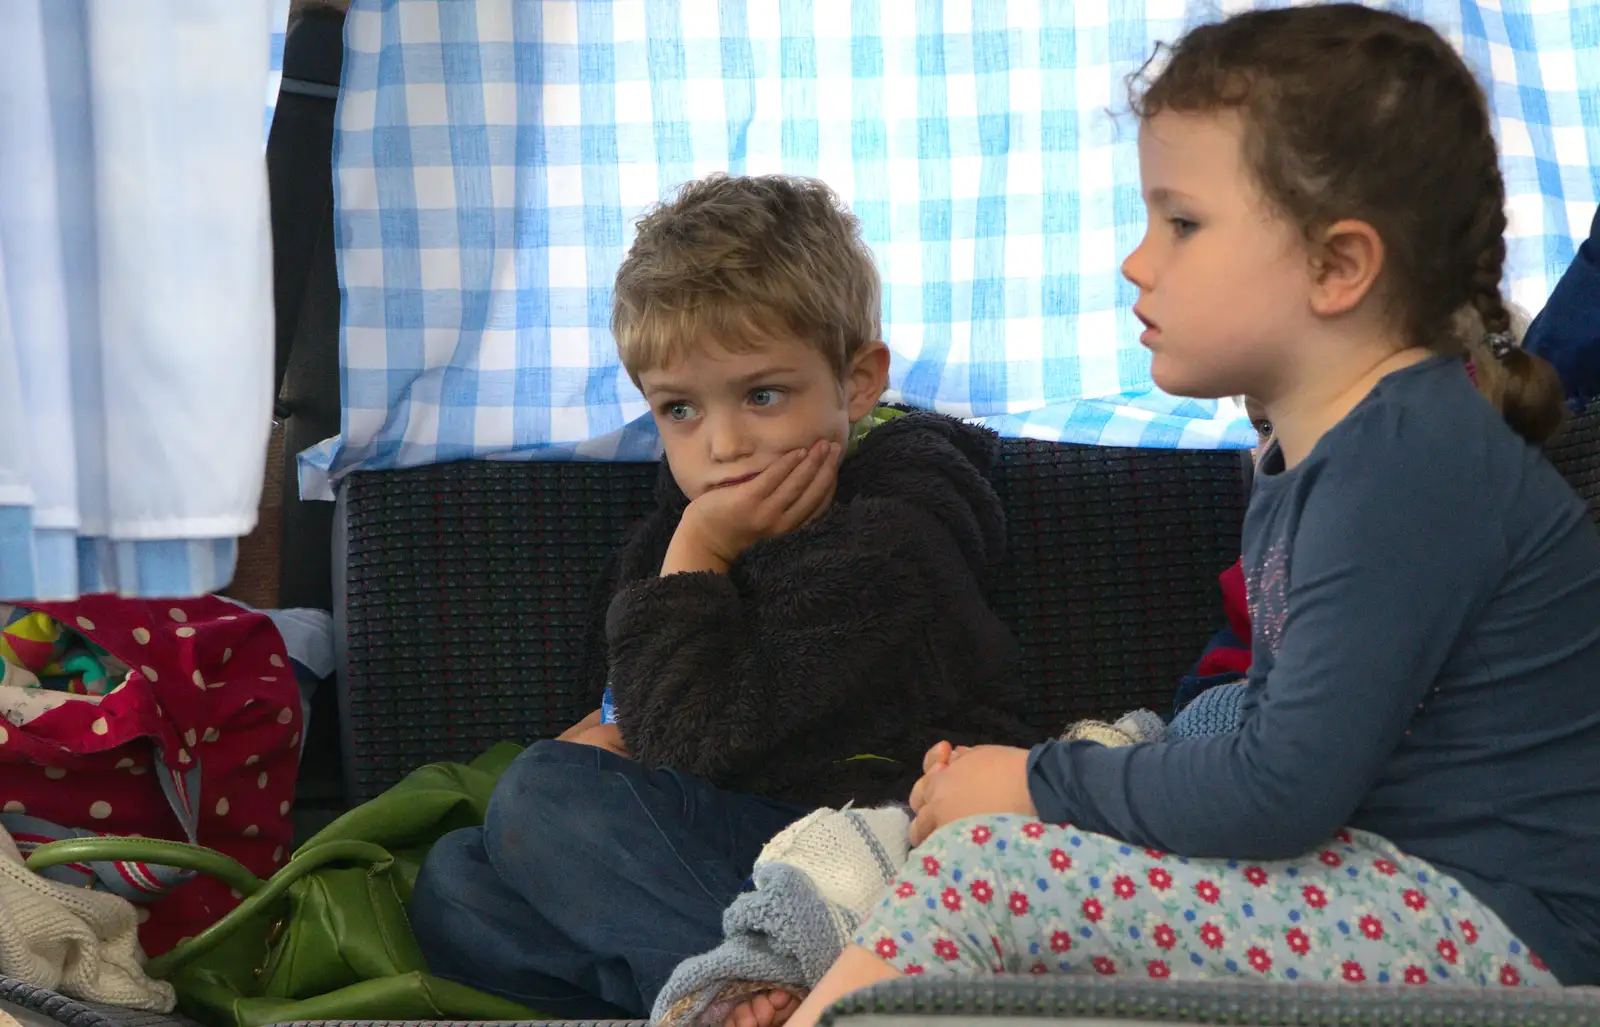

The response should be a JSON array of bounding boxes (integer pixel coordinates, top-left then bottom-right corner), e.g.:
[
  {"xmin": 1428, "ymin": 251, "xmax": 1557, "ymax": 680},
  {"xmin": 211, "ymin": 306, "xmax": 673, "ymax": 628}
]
[{"xmin": 723, "ymin": 988, "xmax": 798, "ymax": 1027}]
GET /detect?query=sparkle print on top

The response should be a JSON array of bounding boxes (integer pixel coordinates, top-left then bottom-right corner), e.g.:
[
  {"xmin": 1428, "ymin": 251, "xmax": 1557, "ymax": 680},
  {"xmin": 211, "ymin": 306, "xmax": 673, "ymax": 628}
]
[{"xmin": 1247, "ymin": 540, "xmax": 1290, "ymax": 658}]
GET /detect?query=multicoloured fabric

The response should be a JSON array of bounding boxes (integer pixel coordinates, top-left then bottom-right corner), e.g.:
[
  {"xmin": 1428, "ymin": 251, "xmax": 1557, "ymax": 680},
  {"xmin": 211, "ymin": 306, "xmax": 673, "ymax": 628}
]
[
  {"xmin": 0, "ymin": 595, "xmax": 302, "ymax": 957},
  {"xmin": 301, "ymin": 0, "xmax": 1600, "ymax": 498},
  {"xmin": 2, "ymin": 608, "xmax": 126, "ymax": 696},
  {"xmin": 0, "ymin": 0, "xmax": 289, "ymax": 601},
  {"xmin": 856, "ymin": 815, "xmax": 1558, "ymax": 989}
]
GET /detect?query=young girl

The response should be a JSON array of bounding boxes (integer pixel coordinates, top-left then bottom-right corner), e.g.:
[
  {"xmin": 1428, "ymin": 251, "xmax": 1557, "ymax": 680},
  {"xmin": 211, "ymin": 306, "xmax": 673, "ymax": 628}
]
[{"xmin": 769, "ymin": 6, "xmax": 1600, "ymax": 1024}]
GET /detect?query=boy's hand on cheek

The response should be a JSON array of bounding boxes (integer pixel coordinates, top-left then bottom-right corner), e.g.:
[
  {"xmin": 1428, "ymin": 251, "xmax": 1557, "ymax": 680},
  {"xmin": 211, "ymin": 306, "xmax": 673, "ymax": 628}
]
[{"xmin": 662, "ymin": 440, "xmax": 840, "ymax": 576}]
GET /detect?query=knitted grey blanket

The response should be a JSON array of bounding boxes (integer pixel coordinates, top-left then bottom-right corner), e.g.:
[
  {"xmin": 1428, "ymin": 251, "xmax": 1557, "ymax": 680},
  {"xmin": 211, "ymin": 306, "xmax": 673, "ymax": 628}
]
[{"xmin": 650, "ymin": 807, "xmax": 910, "ymax": 1027}]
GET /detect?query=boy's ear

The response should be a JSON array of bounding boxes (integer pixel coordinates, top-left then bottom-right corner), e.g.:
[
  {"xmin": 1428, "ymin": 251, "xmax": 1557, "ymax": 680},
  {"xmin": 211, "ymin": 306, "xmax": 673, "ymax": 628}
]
[{"xmin": 845, "ymin": 340, "xmax": 891, "ymax": 421}]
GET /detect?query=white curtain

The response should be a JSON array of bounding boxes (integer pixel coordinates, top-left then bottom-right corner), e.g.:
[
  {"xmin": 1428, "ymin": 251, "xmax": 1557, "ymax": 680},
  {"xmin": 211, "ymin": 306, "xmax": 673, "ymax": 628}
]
[{"xmin": 0, "ymin": 0, "xmax": 282, "ymax": 600}]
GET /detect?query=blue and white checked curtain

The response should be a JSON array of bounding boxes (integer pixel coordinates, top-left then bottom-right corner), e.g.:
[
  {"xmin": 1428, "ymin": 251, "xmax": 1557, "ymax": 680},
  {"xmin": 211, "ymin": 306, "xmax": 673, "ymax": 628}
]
[
  {"xmin": 0, "ymin": 0, "xmax": 290, "ymax": 601},
  {"xmin": 301, "ymin": 0, "xmax": 1600, "ymax": 498}
]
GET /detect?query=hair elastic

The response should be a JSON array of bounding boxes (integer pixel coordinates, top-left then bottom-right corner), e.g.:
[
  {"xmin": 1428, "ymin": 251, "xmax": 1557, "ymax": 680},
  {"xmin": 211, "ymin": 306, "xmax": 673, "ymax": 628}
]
[{"xmin": 1485, "ymin": 330, "xmax": 1516, "ymax": 361}]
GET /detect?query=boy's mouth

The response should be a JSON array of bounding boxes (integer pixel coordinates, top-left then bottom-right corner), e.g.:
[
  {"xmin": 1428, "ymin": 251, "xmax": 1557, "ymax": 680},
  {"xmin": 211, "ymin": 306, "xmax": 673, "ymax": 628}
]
[{"xmin": 709, "ymin": 471, "xmax": 760, "ymax": 490}]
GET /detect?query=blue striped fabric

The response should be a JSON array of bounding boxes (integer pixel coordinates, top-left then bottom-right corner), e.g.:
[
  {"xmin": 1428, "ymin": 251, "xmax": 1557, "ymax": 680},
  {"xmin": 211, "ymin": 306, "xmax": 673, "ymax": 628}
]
[
  {"xmin": 301, "ymin": 0, "xmax": 1599, "ymax": 498},
  {"xmin": 0, "ymin": 0, "xmax": 291, "ymax": 601},
  {"xmin": 269, "ymin": 0, "xmax": 289, "ymax": 134}
]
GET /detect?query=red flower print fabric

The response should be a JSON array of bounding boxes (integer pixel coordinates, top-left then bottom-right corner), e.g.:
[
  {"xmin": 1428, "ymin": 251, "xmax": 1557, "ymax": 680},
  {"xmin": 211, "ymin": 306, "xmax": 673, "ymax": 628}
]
[{"xmin": 855, "ymin": 816, "xmax": 1557, "ymax": 990}]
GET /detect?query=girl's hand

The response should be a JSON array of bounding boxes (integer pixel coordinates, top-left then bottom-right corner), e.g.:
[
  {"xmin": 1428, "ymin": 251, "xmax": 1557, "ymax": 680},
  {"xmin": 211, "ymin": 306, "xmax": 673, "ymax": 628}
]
[
  {"xmin": 909, "ymin": 745, "xmax": 1035, "ymax": 847},
  {"xmin": 921, "ymin": 740, "xmax": 972, "ymax": 774}
]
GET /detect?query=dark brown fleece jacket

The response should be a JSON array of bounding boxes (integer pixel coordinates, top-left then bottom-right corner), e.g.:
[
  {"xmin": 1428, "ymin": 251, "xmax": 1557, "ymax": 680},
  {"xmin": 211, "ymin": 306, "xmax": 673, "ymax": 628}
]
[{"xmin": 575, "ymin": 412, "xmax": 1031, "ymax": 808}]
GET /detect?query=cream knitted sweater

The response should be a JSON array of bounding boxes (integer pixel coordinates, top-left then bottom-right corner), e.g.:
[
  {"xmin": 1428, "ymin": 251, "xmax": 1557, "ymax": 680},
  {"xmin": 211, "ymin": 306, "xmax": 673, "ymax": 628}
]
[{"xmin": 0, "ymin": 825, "xmax": 174, "ymax": 1012}]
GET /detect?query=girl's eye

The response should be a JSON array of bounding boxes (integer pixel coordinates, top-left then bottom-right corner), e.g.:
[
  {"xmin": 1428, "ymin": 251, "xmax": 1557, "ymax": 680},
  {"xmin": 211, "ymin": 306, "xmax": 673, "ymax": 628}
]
[
  {"xmin": 1170, "ymin": 217, "xmax": 1199, "ymax": 239},
  {"xmin": 749, "ymin": 388, "xmax": 781, "ymax": 407},
  {"xmin": 664, "ymin": 402, "xmax": 695, "ymax": 422}
]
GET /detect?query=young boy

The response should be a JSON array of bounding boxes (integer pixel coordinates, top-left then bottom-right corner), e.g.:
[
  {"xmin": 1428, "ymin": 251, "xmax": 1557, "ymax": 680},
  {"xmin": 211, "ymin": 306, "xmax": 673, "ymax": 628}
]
[{"xmin": 408, "ymin": 174, "xmax": 1031, "ymax": 1020}]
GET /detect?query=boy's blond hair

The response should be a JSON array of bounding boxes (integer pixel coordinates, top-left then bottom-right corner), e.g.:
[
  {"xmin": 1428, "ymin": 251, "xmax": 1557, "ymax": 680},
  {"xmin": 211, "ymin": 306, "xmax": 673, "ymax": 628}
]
[{"xmin": 612, "ymin": 174, "xmax": 881, "ymax": 386}]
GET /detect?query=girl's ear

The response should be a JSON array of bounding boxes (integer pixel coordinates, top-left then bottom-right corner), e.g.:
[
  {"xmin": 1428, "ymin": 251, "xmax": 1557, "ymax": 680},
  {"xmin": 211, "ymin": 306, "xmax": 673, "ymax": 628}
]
[{"xmin": 1309, "ymin": 219, "xmax": 1385, "ymax": 317}]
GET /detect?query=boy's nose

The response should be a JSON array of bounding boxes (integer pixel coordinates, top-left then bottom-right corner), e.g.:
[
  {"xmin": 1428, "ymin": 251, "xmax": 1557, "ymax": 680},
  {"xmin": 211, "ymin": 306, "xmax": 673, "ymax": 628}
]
[{"xmin": 708, "ymin": 417, "xmax": 754, "ymax": 462}]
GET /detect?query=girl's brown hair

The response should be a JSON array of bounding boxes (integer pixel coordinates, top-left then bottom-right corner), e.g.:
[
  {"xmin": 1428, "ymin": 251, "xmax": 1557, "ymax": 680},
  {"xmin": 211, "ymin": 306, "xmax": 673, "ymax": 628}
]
[{"xmin": 1132, "ymin": 3, "xmax": 1565, "ymax": 443}]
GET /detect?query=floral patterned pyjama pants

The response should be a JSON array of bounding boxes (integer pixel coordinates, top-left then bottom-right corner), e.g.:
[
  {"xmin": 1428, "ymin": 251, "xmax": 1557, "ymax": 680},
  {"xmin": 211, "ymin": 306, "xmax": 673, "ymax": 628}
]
[{"xmin": 853, "ymin": 815, "xmax": 1557, "ymax": 989}]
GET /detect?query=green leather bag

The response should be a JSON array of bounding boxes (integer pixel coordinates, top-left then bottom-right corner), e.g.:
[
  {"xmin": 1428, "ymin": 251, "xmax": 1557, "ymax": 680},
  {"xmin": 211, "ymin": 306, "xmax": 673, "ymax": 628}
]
[{"xmin": 26, "ymin": 744, "xmax": 541, "ymax": 1027}]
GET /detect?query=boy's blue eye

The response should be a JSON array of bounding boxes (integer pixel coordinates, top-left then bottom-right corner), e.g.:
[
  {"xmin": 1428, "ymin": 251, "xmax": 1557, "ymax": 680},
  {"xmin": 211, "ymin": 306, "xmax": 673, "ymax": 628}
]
[
  {"xmin": 749, "ymin": 388, "xmax": 781, "ymax": 407},
  {"xmin": 1170, "ymin": 217, "xmax": 1199, "ymax": 239},
  {"xmin": 665, "ymin": 402, "xmax": 694, "ymax": 421}
]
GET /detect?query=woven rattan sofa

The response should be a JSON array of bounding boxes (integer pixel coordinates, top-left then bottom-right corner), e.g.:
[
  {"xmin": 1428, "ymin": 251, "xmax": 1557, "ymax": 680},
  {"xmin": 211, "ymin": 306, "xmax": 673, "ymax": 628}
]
[{"xmin": 315, "ymin": 403, "xmax": 1598, "ymax": 1024}]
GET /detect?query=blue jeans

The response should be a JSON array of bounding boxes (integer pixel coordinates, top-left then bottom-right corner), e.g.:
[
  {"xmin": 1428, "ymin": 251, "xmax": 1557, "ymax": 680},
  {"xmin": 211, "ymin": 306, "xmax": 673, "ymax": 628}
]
[{"xmin": 409, "ymin": 740, "xmax": 810, "ymax": 1018}]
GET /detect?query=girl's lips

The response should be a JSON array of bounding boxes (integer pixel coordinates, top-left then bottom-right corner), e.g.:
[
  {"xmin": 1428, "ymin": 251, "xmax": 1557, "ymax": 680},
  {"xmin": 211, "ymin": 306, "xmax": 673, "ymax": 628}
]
[
  {"xmin": 1134, "ymin": 307, "xmax": 1159, "ymax": 345},
  {"xmin": 710, "ymin": 471, "xmax": 760, "ymax": 490}
]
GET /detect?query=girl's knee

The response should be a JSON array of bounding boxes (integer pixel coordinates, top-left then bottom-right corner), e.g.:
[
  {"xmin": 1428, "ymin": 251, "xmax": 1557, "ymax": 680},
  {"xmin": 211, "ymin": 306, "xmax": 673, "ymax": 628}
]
[{"xmin": 865, "ymin": 815, "xmax": 1063, "ymax": 975}]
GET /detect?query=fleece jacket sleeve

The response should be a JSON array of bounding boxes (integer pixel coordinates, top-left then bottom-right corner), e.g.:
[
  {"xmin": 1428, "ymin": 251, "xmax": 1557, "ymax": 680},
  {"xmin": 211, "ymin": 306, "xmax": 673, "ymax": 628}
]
[{"xmin": 604, "ymin": 496, "xmax": 969, "ymax": 784}]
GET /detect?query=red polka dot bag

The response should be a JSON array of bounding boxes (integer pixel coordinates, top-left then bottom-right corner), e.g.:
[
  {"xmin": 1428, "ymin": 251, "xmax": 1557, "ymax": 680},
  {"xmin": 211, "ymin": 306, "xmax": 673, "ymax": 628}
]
[{"xmin": 0, "ymin": 595, "xmax": 301, "ymax": 956}]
